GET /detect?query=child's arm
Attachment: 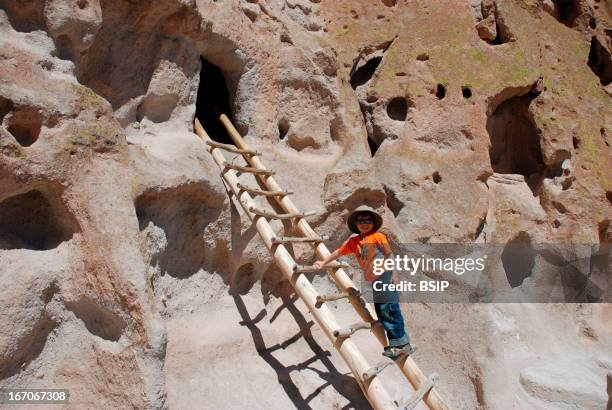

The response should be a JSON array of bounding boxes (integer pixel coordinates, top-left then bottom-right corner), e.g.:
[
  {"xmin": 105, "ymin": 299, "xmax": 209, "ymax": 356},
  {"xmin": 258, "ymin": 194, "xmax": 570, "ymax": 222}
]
[
  {"xmin": 313, "ymin": 249, "xmax": 342, "ymax": 269},
  {"xmin": 380, "ymin": 240, "xmax": 400, "ymax": 284}
]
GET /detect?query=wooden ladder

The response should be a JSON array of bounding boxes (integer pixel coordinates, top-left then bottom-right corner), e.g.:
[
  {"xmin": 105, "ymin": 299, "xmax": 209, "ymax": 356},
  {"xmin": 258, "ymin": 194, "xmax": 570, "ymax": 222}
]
[{"xmin": 194, "ymin": 115, "xmax": 449, "ymax": 410}]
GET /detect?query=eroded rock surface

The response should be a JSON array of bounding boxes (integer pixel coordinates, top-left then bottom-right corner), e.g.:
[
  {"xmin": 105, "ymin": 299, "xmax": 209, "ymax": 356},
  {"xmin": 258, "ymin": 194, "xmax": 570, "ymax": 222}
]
[{"xmin": 0, "ymin": 0, "xmax": 611, "ymax": 408}]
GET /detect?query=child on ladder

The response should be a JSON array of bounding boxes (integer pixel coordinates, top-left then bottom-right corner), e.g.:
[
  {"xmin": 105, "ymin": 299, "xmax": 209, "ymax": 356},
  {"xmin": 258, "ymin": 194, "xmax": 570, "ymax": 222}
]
[{"xmin": 314, "ymin": 205, "xmax": 415, "ymax": 359}]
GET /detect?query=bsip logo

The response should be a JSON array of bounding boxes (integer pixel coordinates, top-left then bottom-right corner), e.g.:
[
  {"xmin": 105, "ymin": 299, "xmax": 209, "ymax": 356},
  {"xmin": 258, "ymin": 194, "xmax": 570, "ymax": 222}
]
[
  {"xmin": 419, "ymin": 280, "xmax": 450, "ymax": 292},
  {"xmin": 372, "ymin": 278, "xmax": 450, "ymax": 292}
]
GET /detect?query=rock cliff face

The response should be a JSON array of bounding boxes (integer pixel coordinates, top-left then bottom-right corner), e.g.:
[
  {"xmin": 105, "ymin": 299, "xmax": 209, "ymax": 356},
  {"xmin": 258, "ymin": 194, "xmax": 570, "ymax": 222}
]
[{"xmin": 0, "ymin": 0, "xmax": 611, "ymax": 408}]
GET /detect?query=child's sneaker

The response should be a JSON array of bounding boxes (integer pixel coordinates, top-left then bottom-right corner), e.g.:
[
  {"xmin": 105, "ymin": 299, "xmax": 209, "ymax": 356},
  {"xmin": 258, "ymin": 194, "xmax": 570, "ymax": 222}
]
[{"xmin": 382, "ymin": 343, "xmax": 416, "ymax": 359}]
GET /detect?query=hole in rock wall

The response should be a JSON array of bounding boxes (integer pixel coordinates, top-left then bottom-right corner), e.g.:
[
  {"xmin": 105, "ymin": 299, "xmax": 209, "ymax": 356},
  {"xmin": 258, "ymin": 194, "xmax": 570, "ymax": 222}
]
[
  {"xmin": 462, "ymin": 86, "xmax": 472, "ymax": 98},
  {"xmin": 66, "ymin": 297, "xmax": 126, "ymax": 341},
  {"xmin": 486, "ymin": 92, "xmax": 544, "ymax": 192},
  {"xmin": 386, "ymin": 97, "xmax": 408, "ymax": 121},
  {"xmin": 368, "ymin": 136, "xmax": 380, "ymax": 157},
  {"xmin": 0, "ymin": 189, "xmax": 79, "ymax": 251},
  {"xmin": 436, "ymin": 84, "xmax": 446, "ymax": 99},
  {"xmin": 474, "ymin": 216, "xmax": 486, "ymax": 240},
  {"xmin": 278, "ymin": 118, "xmax": 289, "ymax": 140},
  {"xmin": 587, "ymin": 36, "xmax": 612, "ymax": 86},
  {"xmin": 381, "ymin": 0, "xmax": 397, "ymax": 6},
  {"xmin": 472, "ymin": 0, "xmax": 515, "ymax": 45},
  {"xmin": 502, "ymin": 231, "xmax": 535, "ymax": 288},
  {"xmin": 55, "ymin": 34, "xmax": 76, "ymax": 62},
  {"xmin": 350, "ymin": 57, "xmax": 382, "ymax": 89},
  {"xmin": 358, "ymin": 103, "xmax": 383, "ymax": 157},
  {"xmin": 195, "ymin": 57, "xmax": 236, "ymax": 144},
  {"xmin": 351, "ymin": 42, "xmax": 396, "ymax": 157},
  {"xmin": 4, "ymin": 105, "xmax": 44, "ymax": 147},
  {"xmin": 552, "ymin": 0, "xmax": 581, "ymax": 26},
  {"xmin": 135, "ymin": 184, "xmax": 224, "ymax": 279}
]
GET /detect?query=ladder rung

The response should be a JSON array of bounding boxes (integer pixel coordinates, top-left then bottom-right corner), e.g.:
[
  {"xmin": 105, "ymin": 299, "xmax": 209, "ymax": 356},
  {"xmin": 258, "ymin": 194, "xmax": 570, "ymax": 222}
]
[
  {"xmin": 333, "ymin": 321, "xmax": 379, "ymax": 338},
  {"xmin": 293, "ymin": 262, "xmax": 349, "ymax": 273},
  {"xmin": 223, "ymin": 162, "xmax": 275, "ymax": 176},
  {"xmin": 206, "ymin": 140, "xmax": 261, "ymax": 156},
  {"xmin": 362, "ymin": 359, "xmax": 394, "ymax": 382},
  {"xmin": 315, "ymin": 287, "xmax": 360, "ymax": 308},
  {"xmin": 237, "ymin": 183, "xmax": 293, "ymax": 197},
  {"xmin": 249, "ymin": 206, "xmax": 315, "ymax": 220},
  {"xmin": 402, "ymin": 373, "xmax": 438, "ymax": 410},
  {"xmin": 272, "ymin": 235, "xmax": 329, "ymax": 244}
]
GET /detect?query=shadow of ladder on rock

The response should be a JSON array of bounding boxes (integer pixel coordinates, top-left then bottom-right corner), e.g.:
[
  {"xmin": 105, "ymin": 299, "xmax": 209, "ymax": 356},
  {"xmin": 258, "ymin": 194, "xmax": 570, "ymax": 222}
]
[{"xmin": 194, "ymin": 115, "xmax": 449, "ymax": 410}]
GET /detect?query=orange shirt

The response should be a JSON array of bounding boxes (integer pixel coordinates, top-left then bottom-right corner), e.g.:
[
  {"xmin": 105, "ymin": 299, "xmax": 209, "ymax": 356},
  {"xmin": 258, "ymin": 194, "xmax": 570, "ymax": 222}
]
[{"xmin": 338, "ymin": 231, "xmax": 389, "ymax": 282}]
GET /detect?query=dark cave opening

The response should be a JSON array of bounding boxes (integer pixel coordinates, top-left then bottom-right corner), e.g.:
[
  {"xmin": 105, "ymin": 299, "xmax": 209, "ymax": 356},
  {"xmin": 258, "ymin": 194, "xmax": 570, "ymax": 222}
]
[
  {"xmin": 587, "ymin": 36, "xmax": 612, "ymax": 86},
  {"xmin": 195, "ymin": 57, "xmax": 235, "ymax": 145},
  {"xmin": 368, "ymin": 136, "xmax": 380, "ymax": 157},
  {"xmin": 0, "ymin": 97, "xmax": 43, "ymax": 147},
  {"xmin": 55, "ymin": 34, "xmax": 75, "ymax": 62},
  {"xmin": 486, "ymin": 92, "xmax": 544, "ymax": 192},
  {"xmin": 386, "ymin": 97, "xmax": 408, "ymax": 121},
  {"xmin": 436, "ymin": 84, "xmax": 446, "ymax": 99},
  {"xmin": 278, "ymin": 118, "xmax": 289, "ymax": 140},
  {"xmin": 553, "ymin": 0, "xmax": 580, "ymax": 26},
  {"xmin": 6, "ymin": 106, "xmax": 43, "ymax": 147},
  {"xmin": 350, "ymin": 57, "xmax": 382, "ymax": 89}
]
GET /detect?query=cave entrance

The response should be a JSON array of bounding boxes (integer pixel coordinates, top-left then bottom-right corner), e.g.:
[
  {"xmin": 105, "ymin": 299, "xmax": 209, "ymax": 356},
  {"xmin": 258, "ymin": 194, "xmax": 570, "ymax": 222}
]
[
  {"xmin": 350, "ymin": 57, "xmax": 382, "ymax": 89},
  {"xmin": 486, "ymin": 92, "xmax": 544, "ymax": 192},
  {"xmin": 0, "ymin": 189, "xmax": 78, "ymax": 250},
  {"xmin": 588, "ymin": 36, "xmax": 612, "ymax": 86},
  {"xmin": 195, "ymin": 57, "xmax": 235, "ymax": 145},
  {"xmin": 552, "ymin": 0, "xmax": 580, "ymax": 26}
]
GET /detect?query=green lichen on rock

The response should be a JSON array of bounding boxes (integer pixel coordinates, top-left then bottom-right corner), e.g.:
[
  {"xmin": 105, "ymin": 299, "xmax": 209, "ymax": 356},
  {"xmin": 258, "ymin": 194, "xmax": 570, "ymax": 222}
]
[
  {"xmin": 71, "ymin": 83, "xmax": 107, "ymax": 110},
  {"xmin": 67, "ymin": 119, "xmax": 123, "ymax": 154},
  {"xmin": 0, "ymin": 141, "xmax": 26, "ymax": 158}
]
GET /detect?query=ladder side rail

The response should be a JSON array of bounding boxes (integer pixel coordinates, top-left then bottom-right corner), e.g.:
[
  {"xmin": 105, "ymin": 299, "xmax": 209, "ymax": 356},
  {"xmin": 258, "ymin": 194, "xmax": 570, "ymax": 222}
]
[
  {"xmin": 217, "ymin": 114, "xmax": 449, "ymax": 410},
  {"xmin": 195, "ymin": 119, "xmax": 397, "ymax": 410}
]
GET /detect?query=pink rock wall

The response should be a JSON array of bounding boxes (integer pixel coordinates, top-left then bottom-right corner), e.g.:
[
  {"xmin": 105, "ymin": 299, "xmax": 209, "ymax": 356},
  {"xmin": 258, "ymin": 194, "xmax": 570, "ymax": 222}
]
[{"xmin": 0, "ymin": 0, "xmax": 610, "ymax": 408}]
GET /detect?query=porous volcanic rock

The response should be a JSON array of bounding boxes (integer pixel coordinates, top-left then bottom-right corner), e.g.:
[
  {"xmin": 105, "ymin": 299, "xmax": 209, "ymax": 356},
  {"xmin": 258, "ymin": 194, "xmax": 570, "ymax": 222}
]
[{"xmin": 0, "ymin": 0, "xmax": 610, "ymax": 408}]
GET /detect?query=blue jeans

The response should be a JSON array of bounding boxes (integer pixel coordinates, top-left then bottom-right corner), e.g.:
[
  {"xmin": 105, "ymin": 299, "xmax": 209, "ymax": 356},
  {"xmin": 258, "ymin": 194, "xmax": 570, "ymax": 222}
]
[{"xmin": 372, "ymin": 271, "xmax": 410, "ymax": 347}]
